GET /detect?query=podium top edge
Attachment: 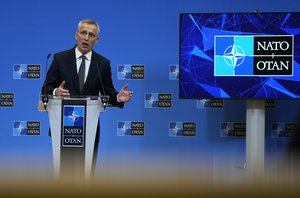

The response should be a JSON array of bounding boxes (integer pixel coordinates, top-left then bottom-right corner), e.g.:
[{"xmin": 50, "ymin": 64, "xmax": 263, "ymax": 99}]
[{"xmin": 41, "ymin": 95, "xmax": 109, "ymax": 100}]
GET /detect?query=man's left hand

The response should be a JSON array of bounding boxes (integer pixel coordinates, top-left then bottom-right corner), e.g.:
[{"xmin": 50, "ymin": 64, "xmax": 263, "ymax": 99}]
[{"xmin": 118, "ymin": 84, "xmax": 133, "ymax": 102}]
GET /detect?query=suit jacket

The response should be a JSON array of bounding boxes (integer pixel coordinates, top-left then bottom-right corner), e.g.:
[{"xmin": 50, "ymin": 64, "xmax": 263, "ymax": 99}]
[{"xmin": 42, "ymin": 46, "xmax": 123, "ymax": 108}]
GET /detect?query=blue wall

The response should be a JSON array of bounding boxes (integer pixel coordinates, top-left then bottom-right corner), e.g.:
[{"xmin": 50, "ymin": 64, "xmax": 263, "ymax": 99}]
[{"xmin": 0, "ymin": 0, "xmax": 300, "ymax": 182}]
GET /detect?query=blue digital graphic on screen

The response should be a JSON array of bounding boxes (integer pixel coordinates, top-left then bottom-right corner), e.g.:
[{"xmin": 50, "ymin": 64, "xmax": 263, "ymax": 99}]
[{"xmin": 179, "ymin": 13, "xmax": 300, "ymax": 99}]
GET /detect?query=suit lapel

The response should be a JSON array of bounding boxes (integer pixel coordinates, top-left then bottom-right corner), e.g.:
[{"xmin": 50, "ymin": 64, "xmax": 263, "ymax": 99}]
[
  {"xmin": 67, "ymin": 49, "xmax": 80, "ymax": 94},
  {"xmin": 83, "ymin": 53, "xmax": 98, "ymax": 93}
]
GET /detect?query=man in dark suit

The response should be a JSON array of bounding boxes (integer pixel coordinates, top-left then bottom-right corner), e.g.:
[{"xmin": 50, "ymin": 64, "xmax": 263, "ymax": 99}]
[{"xmin": 41, "ymin": 19, "xmax": 133, "ymax": 176}]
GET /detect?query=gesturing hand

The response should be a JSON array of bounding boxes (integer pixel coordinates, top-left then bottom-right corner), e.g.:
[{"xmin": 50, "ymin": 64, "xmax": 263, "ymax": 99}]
[
  {"xmin": 118, "ymin": 84, "xmax": 133, "ymax": 102},
  {"xmin": 55, "ymin": 81, "xmax": 70, "ymax": 96}
]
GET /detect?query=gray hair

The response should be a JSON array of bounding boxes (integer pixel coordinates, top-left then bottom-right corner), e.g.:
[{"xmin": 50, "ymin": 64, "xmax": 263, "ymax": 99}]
[{"xmin": 77, "ymin": 19, "xmax": 100, "ymax": 34}]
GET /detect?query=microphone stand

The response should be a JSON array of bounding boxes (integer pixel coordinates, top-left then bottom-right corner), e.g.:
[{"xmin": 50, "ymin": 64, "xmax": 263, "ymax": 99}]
[{"xmin": 41, "ymin": 53, "xmax": 51, "ymax": 110}]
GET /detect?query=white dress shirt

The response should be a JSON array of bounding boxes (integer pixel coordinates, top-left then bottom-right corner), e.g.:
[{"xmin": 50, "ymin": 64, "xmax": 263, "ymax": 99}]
[{"xmin": 75, "ymin": 47, "xmax": 92, "ymax": 83}]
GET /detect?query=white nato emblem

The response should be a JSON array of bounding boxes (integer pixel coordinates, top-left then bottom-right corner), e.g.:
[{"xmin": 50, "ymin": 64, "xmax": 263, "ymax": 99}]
[
  {"xmin": 121, "ymin": 67, "xmax": 129, "ymax": 76},
  {"xmin": 223, "ymin": 43, "xmax": 246, "ymax": 69},
  {"xmin": 200, "ymin": 99, "xmax": 210, "ymax": 105},
  {"xmin": 17, "ymin": 67, "xmax": 25, "ymax": 76},
  {"xmin": 16, "ymin": 124, "xmax": 25, "ymax": 133},
  {"xmin": 147, "ymin": 96, "xmax": 155, "ymax": 105},
  {"xmin": 274, "ymin": 125, "xmax": 282, "ymax": 136},
  {"xmin": 172, "ymin": 67, "xmax": 179, "ymax": 76},
  {"xmin": 120, "ymin": 124, "xmax": 128, "ymax": 134},
  {"xmin": 223, "ymin": 125, "xmax": 231, "ymax": 135},
  {"xmin": 68, "ymin": 111, "xmax": 80, "ymax": 123},
  {"xmin": 172, "ymin": 124, "xmax": 180, "ymax": 135}
]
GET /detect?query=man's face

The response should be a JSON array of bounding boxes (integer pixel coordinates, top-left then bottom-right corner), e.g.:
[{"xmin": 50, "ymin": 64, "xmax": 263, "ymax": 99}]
[{"xmin": 75, "ymin": 23, "xmax": 99, "ymax": 54}]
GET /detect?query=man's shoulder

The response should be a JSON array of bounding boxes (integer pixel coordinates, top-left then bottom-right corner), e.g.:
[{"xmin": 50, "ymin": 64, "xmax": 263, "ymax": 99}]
[
  {"xmin": 92, "ymin": 51, "xmax": 110, "ymax": 63},
  {"xmin": 54, "ymin": 48, "xmax": 74, "ymax": 59}
]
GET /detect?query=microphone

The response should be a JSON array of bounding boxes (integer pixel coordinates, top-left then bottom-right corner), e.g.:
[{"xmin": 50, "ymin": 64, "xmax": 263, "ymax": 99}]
[
  {"xmin": 42, "ymin": 53, "xmax": 51, "ymax": 110},
  {"xmin": 94, "ymin": 57, "xmax": 109, "ymax": 107}
]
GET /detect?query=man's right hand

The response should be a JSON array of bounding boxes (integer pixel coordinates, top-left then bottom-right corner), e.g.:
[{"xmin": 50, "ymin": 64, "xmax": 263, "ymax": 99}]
[{"xmin": 55, "ymin": 81, "xmax": 70, "ymax": 96}]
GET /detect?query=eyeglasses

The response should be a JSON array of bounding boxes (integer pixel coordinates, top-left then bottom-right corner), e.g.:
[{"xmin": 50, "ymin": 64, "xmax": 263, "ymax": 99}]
[{"xmin": 78, "ymin": 31, "xmax": 97, "ymax": 39}]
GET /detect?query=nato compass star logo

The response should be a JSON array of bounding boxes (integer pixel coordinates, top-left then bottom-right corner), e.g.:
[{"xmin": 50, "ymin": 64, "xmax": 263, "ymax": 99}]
[
  {"xmin": 171, "ymin": 124, "xmax": 180, "ymax": 136},
  {"xmin": 169, "ymin": 64, "xmax": 179, "ymax": 80},
  {"xmin": 120, "ymin": 67, "xmax": 130, "ymax": 78},
  {"xmin": 169, "ymin": 122, "xmax": 183, "ymax": 137},
  {"xmin": 215, "ymin": 35, "xmax": 254, "ymax": 76},
  {"xmin": 273, "ymin": 125, "xmax": 282, "ymax": 136},
  {"xmin": 147, "ymin": 96, "xmax": 155, "ymax": 105},
  {"xmin": 68, "ymin": 111, "xmax": 80, "ymax": 123},
  {"xmin": 220, "ymin": 122, "xmax": 234, "ymax": 137},
  {"xmin": 223, "ymin": 43, "xmax": 246, "ymax": 69},
  {"xmin": 117, "ymin": 121, "xmax": 131, "ymax": 136},
  {"xmin": 223, "ymin": 125, "xmax": 232, "ymax": 135},
  {"xmin": 13, "ymin": 121, "xmax": 27, "ymax": 136},
  {"xmin": 197, "ymin": 99, "xmax": 211, "ymax": 108},
  {"xmin": 144, "ymin": 93, "xmax": 159, "ymax": 108},
  {"xmin": 17, "ymin": 124, "xmax": 24, "ymax": 132},
  {"xmin": 120, "ymin": 123, "xmax": 128, "ymax": 135},
  {"xmin": 17, "ymin": 67, "xmax": 25, "ymax": 76},
  {"xmin": 13, "ymin": 64, "xmax": 27, "ymax": 79},
  {"xmin": 272, "ymin": 123, "xmax": 285, "ymax": 137},
  {"xmin": 121, "ymin": 68, "xmax": 129, "ymax": 76},
  {"xmin": 16, "ymin": 122, "xmax": 26, "ymax": 135},
  {"xmin": 118, "ymin": 65, "xmax": 131, "ymax": 79}
]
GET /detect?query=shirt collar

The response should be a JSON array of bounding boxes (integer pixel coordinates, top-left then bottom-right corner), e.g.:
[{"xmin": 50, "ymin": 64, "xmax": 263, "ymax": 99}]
[{"xmin": 75, "ymin": 47, "xmax": 92, "ymax": 61}]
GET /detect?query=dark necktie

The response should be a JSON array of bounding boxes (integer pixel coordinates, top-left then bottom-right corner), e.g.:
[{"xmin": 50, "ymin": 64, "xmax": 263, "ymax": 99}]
[{"xmin": 78, "ymin": 55, "xmax": 86, "ymax": 94}]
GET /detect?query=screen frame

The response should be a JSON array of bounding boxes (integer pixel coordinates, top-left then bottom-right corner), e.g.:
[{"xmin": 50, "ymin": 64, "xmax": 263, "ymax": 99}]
[{"xmin": 179, "ymin": 11, "xmax": 300, "ymax": 100}]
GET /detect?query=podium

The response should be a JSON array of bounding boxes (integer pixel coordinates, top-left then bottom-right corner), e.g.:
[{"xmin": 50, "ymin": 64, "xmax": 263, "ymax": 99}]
[{"xmin": 45, "ymin": 95, "xmax": 107, "ymax": 179}]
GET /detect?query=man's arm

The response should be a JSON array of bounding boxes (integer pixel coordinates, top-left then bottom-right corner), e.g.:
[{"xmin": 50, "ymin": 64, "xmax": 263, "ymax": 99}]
[{"xmin": 41, "ymin": 54, "xmax": 60, "ymax": 95}]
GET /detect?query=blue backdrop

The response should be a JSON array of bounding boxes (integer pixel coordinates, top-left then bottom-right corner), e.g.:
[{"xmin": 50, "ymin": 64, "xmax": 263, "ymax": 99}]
[{"xmin": 0, "ymin": 0, "xmax": 300, "ymax": 183}]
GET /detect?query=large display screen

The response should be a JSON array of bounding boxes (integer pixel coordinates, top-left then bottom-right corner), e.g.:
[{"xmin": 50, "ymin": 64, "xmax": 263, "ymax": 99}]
[{"xmin": 179, "ymin": 12, "xmax": 300, "ymax": 99}]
